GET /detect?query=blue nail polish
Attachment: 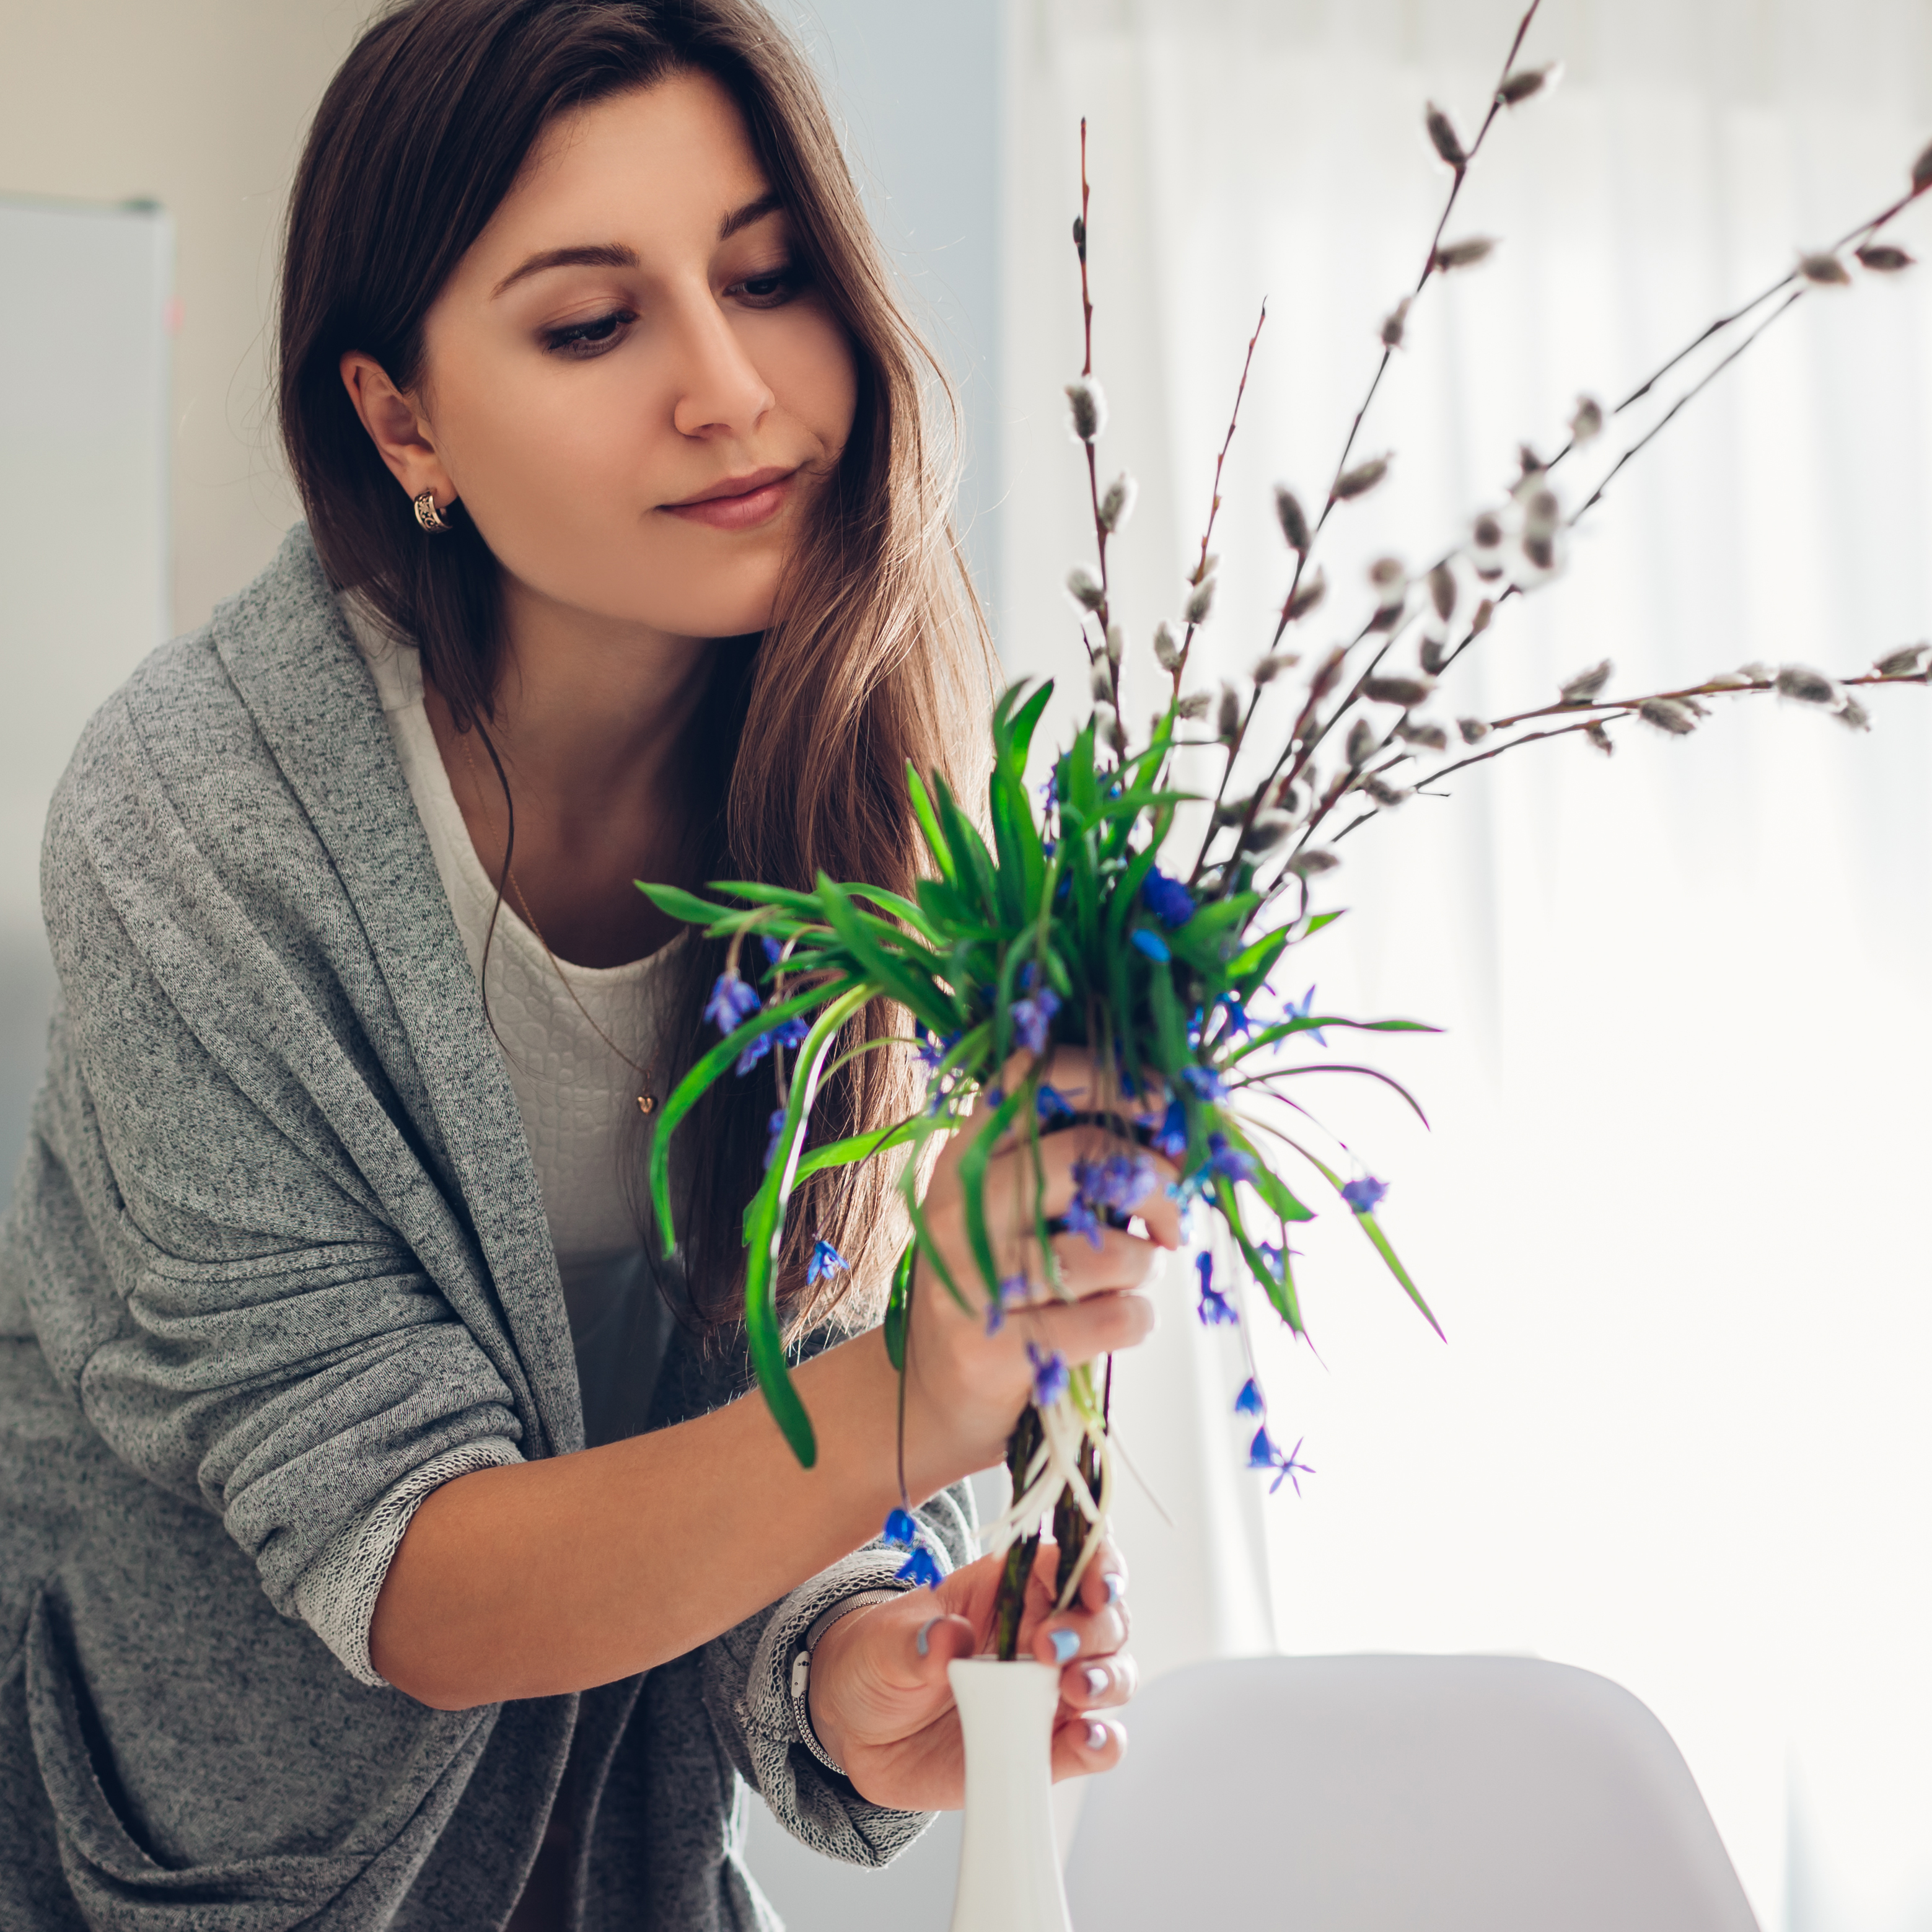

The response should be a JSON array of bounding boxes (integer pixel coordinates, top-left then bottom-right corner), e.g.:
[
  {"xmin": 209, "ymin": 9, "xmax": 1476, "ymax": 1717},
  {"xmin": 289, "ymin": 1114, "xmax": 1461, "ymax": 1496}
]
[
  {"xmin": 916, "ymin": 1617, "xmax": 941, "ymax": 1658},
  {"xmin": 1049, "ymin": 1628, "xmax": 1080, "ymax": 1665},
  {"xmin": 1087, "ymin": 1720, "xmax": 1110, "ymax": 1751},
  {"xmin": 1104, "ymin": 1573, "xmax": 1125, "ymax": 1605}
]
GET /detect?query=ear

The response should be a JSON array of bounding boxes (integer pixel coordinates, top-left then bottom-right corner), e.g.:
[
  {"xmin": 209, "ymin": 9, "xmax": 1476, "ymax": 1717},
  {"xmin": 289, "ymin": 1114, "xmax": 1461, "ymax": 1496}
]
[{"xmin": 339, "ymin": 351, "xmax": 457, "ymax": 509}]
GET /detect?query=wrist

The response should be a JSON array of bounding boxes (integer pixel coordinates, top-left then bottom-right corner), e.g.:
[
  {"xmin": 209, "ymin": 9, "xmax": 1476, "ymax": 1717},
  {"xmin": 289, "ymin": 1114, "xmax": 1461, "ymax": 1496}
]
[{"xmin": 797, "ymin": 1592, "xmax": 895, "ymax": 1775}]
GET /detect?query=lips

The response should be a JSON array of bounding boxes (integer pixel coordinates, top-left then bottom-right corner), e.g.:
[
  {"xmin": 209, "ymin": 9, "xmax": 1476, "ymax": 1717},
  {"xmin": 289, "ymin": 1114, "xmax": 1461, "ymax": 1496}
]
[{"xmin": 663, "ymin": 465, "xmax": 797, "ymax": 531}]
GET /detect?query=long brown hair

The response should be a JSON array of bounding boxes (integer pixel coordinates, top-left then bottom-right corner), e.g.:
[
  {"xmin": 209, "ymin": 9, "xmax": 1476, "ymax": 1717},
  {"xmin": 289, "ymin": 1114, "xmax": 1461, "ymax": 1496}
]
[{"xmin": 278, "ymin": 0, "xmax": 991, "ymax": 1335}]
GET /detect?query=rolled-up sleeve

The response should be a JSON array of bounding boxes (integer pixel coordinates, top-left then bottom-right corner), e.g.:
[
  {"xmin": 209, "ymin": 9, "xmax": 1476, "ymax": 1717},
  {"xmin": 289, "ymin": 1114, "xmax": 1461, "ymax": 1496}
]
[
  {"xmin": 700, "ymin": 1482, "xmax": 977, "ymax": 1866},
  {"xmin": 12, "ymin": 695, "xmax": 538, "ymax": 1684}
]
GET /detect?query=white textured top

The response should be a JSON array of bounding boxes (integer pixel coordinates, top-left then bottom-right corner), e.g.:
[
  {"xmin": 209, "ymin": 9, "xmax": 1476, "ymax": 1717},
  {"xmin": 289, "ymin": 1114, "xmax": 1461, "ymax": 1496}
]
[
  {"xmin": 348, "ymin": 604, "xmax": 669, "ymax": 1263},
  {"xmin": 291, "ymin": 599, "xmax": 680, "ymax": 1687}
]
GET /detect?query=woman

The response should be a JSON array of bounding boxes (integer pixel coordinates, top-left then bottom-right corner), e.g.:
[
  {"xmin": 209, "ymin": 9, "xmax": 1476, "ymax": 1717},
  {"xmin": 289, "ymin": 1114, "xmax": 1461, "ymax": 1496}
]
[{"xmin": 0, "ymin": 2, "xmax": 1174, "ymax": 1928}]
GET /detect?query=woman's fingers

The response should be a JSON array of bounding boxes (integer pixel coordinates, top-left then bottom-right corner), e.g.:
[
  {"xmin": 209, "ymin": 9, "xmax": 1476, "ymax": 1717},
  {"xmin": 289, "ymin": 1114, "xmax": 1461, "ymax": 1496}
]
[
  {"xmin": 984, "ymin": 1135, "xmax": 1182, "ymax": 1242},
  {"xmin": 1030, "ymin": 1600, "xmax": 1130, "ymax": 1671},
  {"xmin": 1065, "ymin": 1651, "xmax": 1138, "ymax": 1713},
  {"xmin": 1050, "ymin": 1713, "xmax": 1126, "ymax": 1781},
  {"xmin": 1024, "ymin": 1287, "xmax": 1157, "ymax": 1364}
]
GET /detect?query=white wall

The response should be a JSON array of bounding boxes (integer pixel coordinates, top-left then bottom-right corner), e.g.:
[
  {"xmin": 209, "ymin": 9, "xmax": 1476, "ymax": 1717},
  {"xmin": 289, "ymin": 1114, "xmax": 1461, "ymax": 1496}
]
[{"xmin": 0, "ymin": 0, "xmax": 368, "ymax": 639}]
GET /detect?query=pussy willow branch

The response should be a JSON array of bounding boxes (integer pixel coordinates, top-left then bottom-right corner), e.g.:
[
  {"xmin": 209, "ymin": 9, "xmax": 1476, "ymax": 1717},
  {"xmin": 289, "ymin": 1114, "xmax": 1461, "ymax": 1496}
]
[
  {"xmin": 1259, "ymin": 172, "xmax": 1928, "ymax": 876},
  {"xmin": 1172, "ymin": 302, "xmax": 1268, "ymax": 700},
  {"xmin": 1266, "ymin": 1, "xmax": 1544, "ymax": 635},
  {"xmin": 1300, "ymin": 662, "xmax": 1932, "ymax": 867},
  {"xmin": 1070, "ymin": 118, "xmax": 1131, "ymax": 757},
  {"xmin": 1194, "ymin": 2, "xmax": 1545, "ymax": 880}
]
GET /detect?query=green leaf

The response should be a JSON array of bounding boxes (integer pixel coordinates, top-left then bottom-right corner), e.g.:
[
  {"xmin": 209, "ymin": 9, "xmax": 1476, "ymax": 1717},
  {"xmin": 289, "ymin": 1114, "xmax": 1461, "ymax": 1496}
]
[
  {"xmin": 884, "ymin": 1240, "xmax": 915, "ymax": 1370},
  {"xmin": 933, "ymin": 774, "xmax": 999, "ymax": 921},
  {"xmin": 1219, "ymin": 1183, "xmax": 1303, "ymax": 1333},
  {"xmin": 955, "ymin": 1084, "xmax": 1029, "ymax": 1298},
  {"xmin": 998, "ymin": 679, "xmax": 1055, "ymax": 771},
  {"xmin": 1218, "ymin": 1119, "xmax": 1316, "ymax": 1223},
  {"xmin": 906, "ymin": 764, "xmax": 954, "ymax": 884},
  {"xmin": 1356, "ymin": 1210, "xmax": 1441, "ymax": 1338},
  {"xmin": 742, "ymin": 984, "xmax": 875, "ymax": 1467},
  {"xmin": 646, "ymin": 983, "xmax": 836, "ymax": 1255},
  {"xmin": 791, "ymin": 1116, "xmax": 923, "ymax": 1184},
  {"xmin": 1293, "ymin": 1140, "xmax": 1444, "ymax": 1340},
  {"xmin": 1224, "ymin": 1014, "xmax": 1438, "ymax": 1065},
  {"xmin": 636, "ymin": 880, "xmax": 738, "ymax": 928},
  {"xmin": 814, "ymin": 877, "xmax": 951, "ymax": 1025}
]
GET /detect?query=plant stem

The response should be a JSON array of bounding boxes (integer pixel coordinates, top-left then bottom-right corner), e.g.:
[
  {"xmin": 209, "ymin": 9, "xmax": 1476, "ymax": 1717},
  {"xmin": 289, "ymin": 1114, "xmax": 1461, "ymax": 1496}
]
[{"xmin": 991, "ymin": 1404, "xmax": 1044, "ymax": 1661}]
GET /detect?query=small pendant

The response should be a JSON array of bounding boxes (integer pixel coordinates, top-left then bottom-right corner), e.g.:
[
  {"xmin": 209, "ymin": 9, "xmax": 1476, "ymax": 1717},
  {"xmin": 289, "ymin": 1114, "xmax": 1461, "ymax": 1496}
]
[{"xmin": 637, "ymin": 1094, "xmax": 656, "ymax": 1117}]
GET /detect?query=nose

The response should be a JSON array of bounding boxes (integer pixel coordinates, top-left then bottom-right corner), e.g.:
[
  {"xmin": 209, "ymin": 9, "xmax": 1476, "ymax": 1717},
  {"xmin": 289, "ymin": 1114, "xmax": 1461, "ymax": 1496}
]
[{"xmin": 670, "ymin": 284, "xmax": 775, "ymax": 441}]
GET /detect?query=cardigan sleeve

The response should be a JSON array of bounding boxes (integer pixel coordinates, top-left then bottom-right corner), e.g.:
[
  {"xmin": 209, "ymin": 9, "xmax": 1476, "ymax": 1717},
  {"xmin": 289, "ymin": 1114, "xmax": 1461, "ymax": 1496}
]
[
  {"xmin": 700, "ymin": 1482, "xmax": 977, "ymax": 1866},
  {"xmin": 643, "ymin": 1319, "xmax": 980, "ymax": 1864},
  {"xmin": 8, "ymin": 679, "xmax": 534, "ymax": 1668}
]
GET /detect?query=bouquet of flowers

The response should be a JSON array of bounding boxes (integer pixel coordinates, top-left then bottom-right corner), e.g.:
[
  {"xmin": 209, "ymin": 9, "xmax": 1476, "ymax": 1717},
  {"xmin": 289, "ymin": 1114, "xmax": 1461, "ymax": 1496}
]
[{"xmin": 644, "ymin": 0, "xmax": 1932, "ymax": 1654}]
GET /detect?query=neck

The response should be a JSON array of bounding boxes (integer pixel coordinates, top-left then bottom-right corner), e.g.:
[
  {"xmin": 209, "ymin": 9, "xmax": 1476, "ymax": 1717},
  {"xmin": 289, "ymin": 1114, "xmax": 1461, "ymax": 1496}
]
[{"xmin": 424, "ymin": 573, "xmax": 726, "ymax": 968}]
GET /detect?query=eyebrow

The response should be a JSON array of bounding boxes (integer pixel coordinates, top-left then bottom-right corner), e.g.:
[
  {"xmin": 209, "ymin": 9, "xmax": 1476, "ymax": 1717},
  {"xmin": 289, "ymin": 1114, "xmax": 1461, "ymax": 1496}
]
[
  {"xmin": 489, "ymin": 195, "xmax": 786, "ymax": 299},
  {"xmin": 491, "ymin": 242, "xmax": 638, "ymax": 299},
  {"xmin": 718, "ymin": 190, "xmax": 783, "ymax": 240}
]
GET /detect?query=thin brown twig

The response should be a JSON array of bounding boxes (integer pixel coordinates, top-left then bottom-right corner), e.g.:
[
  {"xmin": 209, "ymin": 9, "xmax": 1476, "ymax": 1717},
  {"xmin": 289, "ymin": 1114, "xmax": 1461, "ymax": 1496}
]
[{"xmin": 1196, "ymin": 2, "xmax": 1545, "ymax": 883}]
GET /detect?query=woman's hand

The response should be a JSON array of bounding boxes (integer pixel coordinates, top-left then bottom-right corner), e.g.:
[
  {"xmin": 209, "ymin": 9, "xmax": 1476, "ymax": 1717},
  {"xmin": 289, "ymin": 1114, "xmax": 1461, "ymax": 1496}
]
[
  {"xmin": 807, "ymin": 1537, "xmax": 1136, "ymax": 1811},
  {"xmin": 902, "ymin": 1050, "xmax": 1180, "ymax": 1483}
]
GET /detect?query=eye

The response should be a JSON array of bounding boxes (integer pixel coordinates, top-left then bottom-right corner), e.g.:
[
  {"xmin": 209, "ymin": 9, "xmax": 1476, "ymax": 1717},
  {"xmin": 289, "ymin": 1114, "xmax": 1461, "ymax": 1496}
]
[
  {"xmin": 732, "ymin": 260, "xmax": 807, "ymax": 309},
  {"xmin": 541, "ymin": 309, "xmax": 634, "ymax": 358}
]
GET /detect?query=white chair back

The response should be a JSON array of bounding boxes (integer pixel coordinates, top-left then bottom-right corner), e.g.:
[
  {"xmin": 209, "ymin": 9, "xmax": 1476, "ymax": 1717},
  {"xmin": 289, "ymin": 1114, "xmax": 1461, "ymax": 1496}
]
[{"xmin": 1063, "ymin": 1654, "xmax": 1759, "ymax": 1931}]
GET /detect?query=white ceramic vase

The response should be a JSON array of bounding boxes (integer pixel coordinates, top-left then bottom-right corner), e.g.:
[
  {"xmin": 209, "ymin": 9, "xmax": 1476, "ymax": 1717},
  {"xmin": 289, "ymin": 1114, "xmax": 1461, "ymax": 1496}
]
[{"xmin": 946, "ymin": 1656, "xmax": 1074, "ymax": 1932}]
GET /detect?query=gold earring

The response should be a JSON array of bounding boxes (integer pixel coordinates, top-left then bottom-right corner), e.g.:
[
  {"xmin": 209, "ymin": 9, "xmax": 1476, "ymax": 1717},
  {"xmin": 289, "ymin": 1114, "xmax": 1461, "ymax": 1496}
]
[{"xmin": 413, "ymin": 491, "xmax": 455, "ymax": 533}]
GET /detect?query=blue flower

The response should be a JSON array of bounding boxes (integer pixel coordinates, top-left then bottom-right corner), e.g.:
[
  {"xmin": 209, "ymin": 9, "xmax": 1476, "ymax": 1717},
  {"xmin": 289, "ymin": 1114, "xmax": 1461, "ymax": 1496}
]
[
  {"xmin": 1151, "ymin": 1099, "xmax": 1188, "ymax": 1160},
  {"xmin": 1341, "ymin": 1175, "xmax": 1389, "ymax": 1216},
  {"xmin": 1011, "ymin": 985, "xmax": 1061, "ymax": 1055},
  {"xmin": 1131, "ymin": 929, "xmax": 1172, "ymax": 963},
  {"xmin": 1256, "ymin": 1243, "xmax": 1286, "ymax": 1281},
  {"xmin": 735, "ymin": 1031, "xmax": 773, "ymax": 1076},
  {"xmin": 882, "ymin": 1508, "xmax": 918, "ymax": 1547},
  {"xmin": 760, "ymin": 934, "xmax": 784, "ymax": 965},
  {"xmin": 1036, "ymin": 1083, "xmax": 1074, "ymax": 1122},
  {"xmin": 1180, "ymin": 1065, "xmax": 1226, "ymax": 1103},
  {"xmin": 1140, "ymin": 867, "xmax": 1196, "ymax": 929},
  {"xmin": 1061, "ymin": 1195, "xmax": 1104, "ymax": 1250},
  {"xmin": 1027, "ymin": 1342, "xmax": 1071, "ymax": 1408},
  {"xmin": 986, "ymin": 1273, "xmax": 1025, "ymax": 1335},
  {"xmin": 1205, "ymin": 1132, "xmax": 1255, "ymax": 1185},
  {"xmin": 1234, "ymin": 1377, "xmax": 1267, "ymax": 1417},
  {"xmin": 913, "ymin": 1022, "xmax": 950, "ymax": 1071},
  {"xmin": 1217, "ymin": 994, "xmax": 1254, "ymax": 1038},
  {"xmin": 984, "ymin": 1086, "xmax": 1006, "ymax": 1112},
  {"xmin": 1284, "ymin": 986, "xmax": 1328, "ymax": 1048},
  {"xmin": 897, "ymin": 1547, "xmax": 944, "ymax": 1589},
  {"xmin": 1249, "ymin": 1427, "xmax": 1314, "ymax": 1496},
  {"xmin": 704, "ymin": 969, "xmax": 760, "ymax": 1035},
  {"xmin": 763, "ymin": 1109, "xmax": 788, "ymax": 1171},
  {"xmin": 1196, "ymin": 1252, "xmax": 1238, "ymax": 1326},
  {"xmin": 773, "ymin": 1017, "xmax": 810, "ymax": 1049},
  {"xmin": 806, "ymin": 1239, "xmax": 851, "ymax": 1286},
  {"xmin": 1071, "ymin": 1153, "xmax": 1154, "ymax": 1216}
]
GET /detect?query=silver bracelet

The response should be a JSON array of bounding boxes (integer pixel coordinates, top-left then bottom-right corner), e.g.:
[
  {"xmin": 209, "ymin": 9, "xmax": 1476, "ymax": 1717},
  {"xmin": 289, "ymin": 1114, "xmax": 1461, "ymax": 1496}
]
[{"xmin": 788, "ymin": 1588, "xmax": 905, "ymax": 1777}]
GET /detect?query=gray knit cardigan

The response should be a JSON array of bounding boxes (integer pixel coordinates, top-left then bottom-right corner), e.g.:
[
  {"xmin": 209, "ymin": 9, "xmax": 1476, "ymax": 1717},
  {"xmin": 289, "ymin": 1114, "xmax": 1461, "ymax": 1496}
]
[{"xmin": 0, "ymin": 527, "xmax": 970, "ymax": 1931}]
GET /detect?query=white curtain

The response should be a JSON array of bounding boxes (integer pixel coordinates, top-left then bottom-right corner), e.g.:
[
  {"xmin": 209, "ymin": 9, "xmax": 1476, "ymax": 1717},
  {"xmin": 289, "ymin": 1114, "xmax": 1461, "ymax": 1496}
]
[{"xmin": 999, "ymin": 2, "xmax": 1932, "ymax": 1927}]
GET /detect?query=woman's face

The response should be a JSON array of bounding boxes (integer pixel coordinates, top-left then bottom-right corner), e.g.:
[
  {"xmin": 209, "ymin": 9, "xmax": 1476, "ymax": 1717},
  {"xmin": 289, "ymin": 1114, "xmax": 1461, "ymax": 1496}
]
[{"xmin": 346, "ymin": 71, "xmax": 859, "ymax": 641}]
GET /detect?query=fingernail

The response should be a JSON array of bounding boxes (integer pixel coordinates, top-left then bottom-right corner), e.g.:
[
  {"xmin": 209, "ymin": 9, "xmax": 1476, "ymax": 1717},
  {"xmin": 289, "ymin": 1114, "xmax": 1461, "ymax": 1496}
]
[
  {"xmin": 1084, "ymin": 1665, "xmax": 1109, "ymax": 1697},
  {"xmin": 1103, "ymin": 1573, "xmax": 1125, "ymax": 1605},
  {"xmin": 1087, "ymin": 1720, "xmax": 1110, "ymax": 1751},
  {"xmin": 916, "ymin": 1617, "xmax": 942, "ymax": 1658},
  {"xmin": 1049, "ymin": 1628, "xmax": 1081, "ymax": 1664}
]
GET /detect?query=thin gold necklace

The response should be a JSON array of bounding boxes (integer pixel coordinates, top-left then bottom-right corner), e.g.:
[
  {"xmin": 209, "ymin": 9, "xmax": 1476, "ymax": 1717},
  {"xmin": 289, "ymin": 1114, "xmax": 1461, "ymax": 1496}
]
[{"xmin": 457, "ymin": 729, "xmax": 660, "ymax": 1117}]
